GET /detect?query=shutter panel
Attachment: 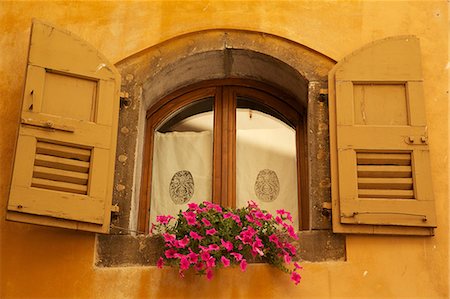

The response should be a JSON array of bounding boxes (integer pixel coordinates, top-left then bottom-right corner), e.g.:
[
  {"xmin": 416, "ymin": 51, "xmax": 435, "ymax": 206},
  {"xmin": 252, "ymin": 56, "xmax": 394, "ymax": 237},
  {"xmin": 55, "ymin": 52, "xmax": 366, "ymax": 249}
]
[
  {"xmin": 7, "ymin": 20, "xmax": 120, "ymax": 233},
  {"xmin": 329, "ymin": 36, "xmax": 436, "ymax": 235}
]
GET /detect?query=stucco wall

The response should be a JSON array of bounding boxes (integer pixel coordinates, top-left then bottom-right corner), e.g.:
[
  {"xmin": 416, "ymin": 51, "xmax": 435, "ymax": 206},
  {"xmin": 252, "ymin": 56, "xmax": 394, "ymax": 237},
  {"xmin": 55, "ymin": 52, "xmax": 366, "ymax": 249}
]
[{"xmin": 0, "ymin": 1, "xmax": 448, "ymax": 298}]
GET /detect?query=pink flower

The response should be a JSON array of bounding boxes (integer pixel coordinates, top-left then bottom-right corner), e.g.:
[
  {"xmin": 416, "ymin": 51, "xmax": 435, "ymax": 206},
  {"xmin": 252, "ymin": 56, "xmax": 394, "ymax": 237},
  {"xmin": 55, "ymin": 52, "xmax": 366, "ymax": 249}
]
[
  {"xmin": 206, "ymin": 228, "xmax": 217, "ymax": 235},
  {"xmin": 194, "ymin": 262, "xmax": 205, "ymax": 271},
  {"xmin": 201, "ymin": 218, "xmax": 212, "ymax": 226},
  {"xmin": 284, "ymin": 254, "xmax": 292, "ymax": 264},
  {"xmin": 240, "ymin": 259, "xmax": 247, "ymax": 272},
  {"xmin": 293, "ymin": 262, "xmax": 303, "ymax": 270},
  {"xmin": 206, "ymin": 268, "xmax": 214, "ymax": 280},
  {"xmin": 286, "ymin": 243, "xmax": 297, "ymax": 255},
  {"xmin": 188, "ymin": 251, "xmax": 198, "ymax": 264},
  {"xmin": 182, "ymin": 211, "xmax": 197, "ymax": 226},
  {"xmin": 157, "ymin": 257, "xmax": 164, "ymax": 268},
  {"xmin": 163, "ymin": 233, "xmax": 176, "ymax": 243},
  {"xmin": 187, "ymin": 202, "xmax": 199, "ymax": 210},
  {"xmin": 254, "ymin": 211, "xmax": 265, "ymax": 219},
  {"xmin": 180, "ymin": 256, "xmax": 190, "ymax": 270},
  {"xmin": 287, "ymin": 225, "xmax": 299, "ymax": 240},
  {"xmin": 221, "ymin": 239, "xmax": 233, "ymax": 251},
  {"xmin": 200, "ymin": 251, "xmax": 211, "ymax": 261},
  {"xmin": 264, "ymin": 213, "xmax": 273, "ymax": 220},
  {"xmin": 269, "ymin": 234, "xmax": 279, "ymax": 245},
  {"xmin": 276, "ymin": 209, "xmax": 293, "ymax": 222},
  {"xmin": 174, "ymin": 236, "xmax": 190, "ymax": 248},
  {"xmin": 252, "ymin": 237, "xmax": 264, "ymax": 256},
  {"xmin": 208, "ymin": 244, "xmax": 220, "ymax": 251},
  {"xmin": 247, "ymin": 201, "xmax": 258, "ymax": 208},
  {"xmin": 275, "ymin": 216, "xmax": 283, "ymax": 225},
  {"xmin": 230, "ymin": 252, "xmax": 243, "ymax": 261},
  {"xmin": 164, "ymin": 249, "xmax": 177, "ymax": 259},
  {"xmin": 156, "ymin": 215, "xmax": 174, "ymax": 225},
  {"xmin": 189, "ymin": 231, "xmax": 204, "ymax": 241},
  {"xmin": 204, "ymin": 202, "xmax": 222, "ymax": 212},
  {"xmin": 206, "ymin": 257, "xmax": 216, "ymax": 268},
  {"xmin": 221, "ymin": 256, "xmax": 230, "ymax": 267},
  {"xmin": 291, "ymin": 271, "xmax": 301, "ymax": 285},
  {"xmin": 224, "ymin": 212, "xmax": 241, "ymax": 224}
]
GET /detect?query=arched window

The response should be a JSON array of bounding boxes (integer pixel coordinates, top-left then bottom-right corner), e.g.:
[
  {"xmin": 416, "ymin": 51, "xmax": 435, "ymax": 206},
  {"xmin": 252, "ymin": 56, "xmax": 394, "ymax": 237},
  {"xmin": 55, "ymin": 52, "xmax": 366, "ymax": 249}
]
[{"xmin": 138, "ymin": 80, "xmax": 308, "ymax": 232}]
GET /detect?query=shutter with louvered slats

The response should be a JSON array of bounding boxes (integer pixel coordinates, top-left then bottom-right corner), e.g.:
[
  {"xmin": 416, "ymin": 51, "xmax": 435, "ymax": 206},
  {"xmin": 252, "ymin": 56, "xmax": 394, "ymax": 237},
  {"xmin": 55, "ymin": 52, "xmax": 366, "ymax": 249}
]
[
  {"xmin": 329, "ymin": 36, "xmax": 437, "ymax": 235},
  {"xmin": 7, "ymin": 20, "xmax": 120, "ymax": 233}
]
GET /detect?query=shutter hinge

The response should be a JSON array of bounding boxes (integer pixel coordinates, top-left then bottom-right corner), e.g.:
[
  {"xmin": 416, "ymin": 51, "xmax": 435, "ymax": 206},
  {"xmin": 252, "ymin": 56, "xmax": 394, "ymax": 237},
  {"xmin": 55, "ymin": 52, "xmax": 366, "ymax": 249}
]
[
  {"xmin": 111, "ymin": 204, "xmax": 120, "ymax": 213},
  {"xmin": 321, "ymin": 201, "xmax": 332, "ymax": 217},
  {"xmin": 319, "ymin": 89, "xmax": 328, "ymax": 102},
  {"xmin": 119, "ymin": 91, "xmax": 131, "ymax": 108}
]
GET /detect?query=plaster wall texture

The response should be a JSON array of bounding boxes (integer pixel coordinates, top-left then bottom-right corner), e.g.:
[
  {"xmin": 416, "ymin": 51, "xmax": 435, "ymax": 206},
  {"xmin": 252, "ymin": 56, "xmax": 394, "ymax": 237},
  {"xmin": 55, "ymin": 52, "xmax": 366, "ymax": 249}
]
[{"xmin": 0, "ymin": 1, "xmax": 448, "ymax": 298}]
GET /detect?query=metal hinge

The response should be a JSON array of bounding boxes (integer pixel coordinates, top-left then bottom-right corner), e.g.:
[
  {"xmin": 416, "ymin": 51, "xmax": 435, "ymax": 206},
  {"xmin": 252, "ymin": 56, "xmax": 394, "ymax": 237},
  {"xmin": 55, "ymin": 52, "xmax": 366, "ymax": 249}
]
[
  {"xmin": 119, "ymin": 91, "xmax": 131, "ymax": 108},
  {"xmin": 111, "ymin": 204, "xmax": 120, "ymax": 213}
]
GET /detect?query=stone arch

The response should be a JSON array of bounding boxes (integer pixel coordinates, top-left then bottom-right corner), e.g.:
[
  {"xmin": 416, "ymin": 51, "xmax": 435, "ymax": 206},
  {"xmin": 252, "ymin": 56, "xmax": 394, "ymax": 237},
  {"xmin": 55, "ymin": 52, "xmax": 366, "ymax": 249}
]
[
  {"xmin": 98, "ymin": 29, "xmax": 345, "ymax": 265},
  {"xmin": 112, "ymin": 29, "xmax": 336, "ymax": 235}
]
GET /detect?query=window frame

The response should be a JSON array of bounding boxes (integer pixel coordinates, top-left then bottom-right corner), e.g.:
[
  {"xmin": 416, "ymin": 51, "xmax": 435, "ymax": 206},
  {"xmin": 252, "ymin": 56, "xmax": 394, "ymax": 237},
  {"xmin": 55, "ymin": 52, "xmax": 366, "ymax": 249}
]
[{"xmin": 138, "ymin": 79, "xmax": 309, "ymax": 233}]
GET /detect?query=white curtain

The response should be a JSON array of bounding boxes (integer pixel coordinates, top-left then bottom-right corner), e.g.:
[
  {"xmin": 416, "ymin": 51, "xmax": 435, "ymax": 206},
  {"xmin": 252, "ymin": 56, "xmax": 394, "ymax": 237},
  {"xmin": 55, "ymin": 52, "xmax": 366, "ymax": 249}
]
[
  {"xmin": 236, "ymin": 128, "xmax": 299, "ymax": 228},
  {"xmin": 150, "ymin": 131, "xmax": 213, "ymax": 224}
]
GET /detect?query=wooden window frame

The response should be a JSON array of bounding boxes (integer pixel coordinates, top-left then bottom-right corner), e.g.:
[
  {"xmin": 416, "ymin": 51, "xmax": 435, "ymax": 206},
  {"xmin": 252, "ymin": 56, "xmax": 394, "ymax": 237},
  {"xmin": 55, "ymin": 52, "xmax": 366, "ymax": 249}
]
[{"xmin": 138, "ymin": 79, "xmax": 308, "ymax": 233}]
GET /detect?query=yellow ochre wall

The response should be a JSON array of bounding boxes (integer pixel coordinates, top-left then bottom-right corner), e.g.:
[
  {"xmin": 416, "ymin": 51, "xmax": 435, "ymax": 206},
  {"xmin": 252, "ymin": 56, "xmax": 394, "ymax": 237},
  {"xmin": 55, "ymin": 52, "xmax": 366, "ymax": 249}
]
[{"xmin": 0, "ymin": 1, "xmax": 448, "ymax": 298}]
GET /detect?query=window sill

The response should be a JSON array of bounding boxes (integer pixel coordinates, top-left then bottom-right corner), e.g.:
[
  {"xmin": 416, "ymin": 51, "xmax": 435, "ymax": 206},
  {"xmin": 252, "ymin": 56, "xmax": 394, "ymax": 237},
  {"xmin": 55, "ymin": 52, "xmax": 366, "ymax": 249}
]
[{"xmin": 95, "ymin": 230, "xmax": 345, "ymax": 267}]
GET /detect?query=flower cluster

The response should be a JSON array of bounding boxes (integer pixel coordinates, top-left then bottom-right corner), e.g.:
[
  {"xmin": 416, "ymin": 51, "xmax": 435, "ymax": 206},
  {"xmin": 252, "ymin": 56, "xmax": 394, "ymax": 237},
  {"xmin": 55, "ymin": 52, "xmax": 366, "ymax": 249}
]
[{"xmin": 151, "ymin": 201, "xmax": 302, "ymax": 285}]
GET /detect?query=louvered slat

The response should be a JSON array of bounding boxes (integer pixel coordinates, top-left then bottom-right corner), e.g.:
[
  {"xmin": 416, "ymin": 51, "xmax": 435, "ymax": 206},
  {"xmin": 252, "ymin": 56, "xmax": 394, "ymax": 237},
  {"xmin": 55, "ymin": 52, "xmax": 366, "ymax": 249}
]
[
  {"xmin": 356, "ymin": 152, "xmax": 414, "ymax": 200},
  {"xmin": 31, "ymin": 178, "xmax": 88, "ymax": 194},
  {"xmin": 31, "ymin": 141, "xmax": 91, "ymax": 195}
]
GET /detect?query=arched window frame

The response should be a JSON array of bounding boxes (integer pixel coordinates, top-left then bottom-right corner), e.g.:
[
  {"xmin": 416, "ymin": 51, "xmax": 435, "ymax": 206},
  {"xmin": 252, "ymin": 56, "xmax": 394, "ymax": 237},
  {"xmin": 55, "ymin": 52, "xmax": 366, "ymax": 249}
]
[{"xmin": 138, "ymin": 79, "xmax": 309, "ymax": 233}]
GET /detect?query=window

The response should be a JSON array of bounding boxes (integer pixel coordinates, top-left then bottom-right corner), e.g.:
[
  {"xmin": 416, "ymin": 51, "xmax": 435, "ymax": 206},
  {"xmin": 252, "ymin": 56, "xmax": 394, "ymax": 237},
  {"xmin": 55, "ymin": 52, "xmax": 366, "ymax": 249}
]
[
  {"xmin": 7, "ymin": 21, "xmax": 435, "ymax": 264},
  {"xmin": 138, "ymin": 81, "xmax": 309, "ymax": 233}
]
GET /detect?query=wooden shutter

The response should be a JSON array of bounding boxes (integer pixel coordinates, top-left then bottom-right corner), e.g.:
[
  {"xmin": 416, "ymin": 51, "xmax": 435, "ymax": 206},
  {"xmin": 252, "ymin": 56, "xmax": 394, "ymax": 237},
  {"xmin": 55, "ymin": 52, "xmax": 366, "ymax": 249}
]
[
  {"xmin": 7, "ymin": 20, "xmax": 120, "ymax": 233},
  {"xmin": 329, "ymin": 36, "xmax": 436, "ymax": 235}
]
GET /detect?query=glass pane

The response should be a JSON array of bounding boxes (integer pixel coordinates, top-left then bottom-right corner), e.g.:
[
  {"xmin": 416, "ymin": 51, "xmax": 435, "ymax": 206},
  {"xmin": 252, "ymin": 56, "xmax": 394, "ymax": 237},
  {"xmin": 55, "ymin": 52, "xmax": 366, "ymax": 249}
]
[
  {"xmin": 236, "ymin": 97, "xmax": 299, "ymax": 228},
  {"xmin": 150, "ymin": 98, "xmax": 214, "ymax": 223}
]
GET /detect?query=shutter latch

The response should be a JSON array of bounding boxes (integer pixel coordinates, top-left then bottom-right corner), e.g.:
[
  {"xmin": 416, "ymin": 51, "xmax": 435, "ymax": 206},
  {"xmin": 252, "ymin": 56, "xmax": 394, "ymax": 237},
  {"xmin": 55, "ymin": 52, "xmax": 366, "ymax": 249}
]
[{"xmin": 404, "ymin": 135, "xmax": 428, "ymax": 145}]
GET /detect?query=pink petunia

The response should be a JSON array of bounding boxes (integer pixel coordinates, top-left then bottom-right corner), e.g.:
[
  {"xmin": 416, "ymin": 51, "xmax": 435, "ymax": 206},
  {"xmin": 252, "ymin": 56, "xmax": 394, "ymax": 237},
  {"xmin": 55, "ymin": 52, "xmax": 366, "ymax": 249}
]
[
  {"xmin": 230, "ymin": 252, "xmax": 243, "ymax": 261},
  {"xmin": 206, "ymin": 257, "xmax": 216, "ymax": 268},
  {"xmin": 156, "ymin": 215, "xmax": 174, "ymax": 225},
  {"xmin": 247, "ymin": 201, "xmax": 258, "ymax": 208},
  {"xmin": 180, "ymin": 256, "xmax": 190, "ymax": 270},
  {"xmin": 189, "ymin": 231, "xmax": 204, "ymax": 241},
  {"xmin": 188, "ymin": 251, "xmax": 199, "ymax": 264},
  {"xmin": 291, "ymin": 271, "xmax": 302, "ymax": 285},
  {"xmin": 174, "ymin": 236, "xmax": 190, "ymax": 248},
  {"xmin": 284, "ymin": 254, "xmax": 292, "ymax": 264},
  {"xmin": 163, "ymin": 233, "xmax": 176, "ymax": 243},
  {"xmin": 287, "ymin": 225, "xmax": 299, "ymax": 240},
  {"xmin": 206, "ymin": 228, "xmax": 217, "ymax": 235},
  {"xmin": 194, "ymin": 262, "xmax": 205, "ymax": 271},
  {"xmin": 293, "ymin": 262, "xmax": 303, "ymax": 270},
  {"xmin": 201, "ymin": 218, "xmax": 212, "ymax": 227},
  {"xmin": 200, "ymin": 251, "xmax": 211, "ymax": 261},
  {"xmin": 269, "ymin": 234, "xmax": 279, "ymax": 245},
  {"xmin": 240, "ymin": 259, "xmax": 247, "ymax": 272},
  {"xmin": 221, "ymin": 256, "xmax": 230, "ymax": 267},
  {"xmin": 157, "ymin": 257, "xmax": 164, "ymax": 269},
  {"xmin": 187, "ymin": 202, "xmax": 199, "ymax": 211},
  {"xmin": 220, "ymin": 239, "xmax": 233, "ymax": 252},
  {"xmin": 164, "ymin": 248, "xmax": 177, "ymax": 259},
  {"xmin": 208, "ymin": 244, "xmax": 220, "ymax": 251},
  {"xmin": 183, "ymin": 211, "xmax": 198, "ymax": 226},
  {"xmin": 206, "ymin": 268, "xmax": 214, "ymax": 280}
]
